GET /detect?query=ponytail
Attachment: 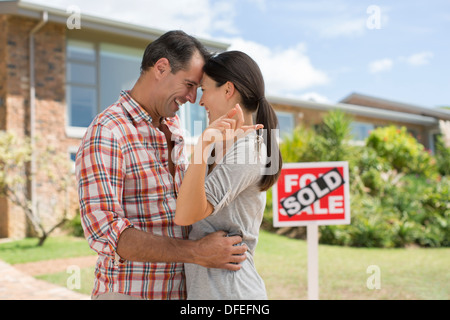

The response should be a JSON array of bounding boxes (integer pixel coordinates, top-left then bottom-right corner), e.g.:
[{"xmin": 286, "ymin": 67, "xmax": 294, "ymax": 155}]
[
  {"xmin": 203, "ymin": 51, "xmax": 283, "ymax": 191},
  {"xmin": 256, "ymin": 97, "xmax": 282, "ymax": 192}
]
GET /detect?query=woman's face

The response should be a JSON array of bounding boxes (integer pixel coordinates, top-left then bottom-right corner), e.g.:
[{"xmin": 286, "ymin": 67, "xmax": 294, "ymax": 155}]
[{"xmin": 199, "ymin": 74, "xmax": 233, "ymax": 123}]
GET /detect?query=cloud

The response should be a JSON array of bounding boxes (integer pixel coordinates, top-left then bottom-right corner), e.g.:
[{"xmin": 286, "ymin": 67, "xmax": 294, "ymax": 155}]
[
  {"xmin": 368, "ymin": 58, "xmax": 393, "ymax": 74},
  {"xmin": 25, "ymin": 0, "xmax": 238, "ymax": 38},
  {"xmin": 285, "ymin": 2, "xmax": 390, "ymax": 38},
  {"xmin": 404, "ymin": 51, "xmax": 434, "ymax": 66},
  {"xmin": 227, "ymin": 38, "xmax": 330, "ymax": 96},
  {"xmin": 26, "ymin": 0, "xmax": 329, "ymax": 97},
  {"xmin": 368, "ymin": 51, "xmax": 433, "ymax": 75},
  {"xmin": 319, "ymin": 17, "xmax": 367, "ymax": 38},
  {"xmin": 299, "ymin": 92, "xmax": 331, "ymax": 103}
]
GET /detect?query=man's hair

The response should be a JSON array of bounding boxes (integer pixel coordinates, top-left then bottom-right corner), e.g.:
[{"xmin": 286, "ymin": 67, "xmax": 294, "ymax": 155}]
[{"xmin": 140, "ymin": 30, "xmax": 211, "ymax": 74}]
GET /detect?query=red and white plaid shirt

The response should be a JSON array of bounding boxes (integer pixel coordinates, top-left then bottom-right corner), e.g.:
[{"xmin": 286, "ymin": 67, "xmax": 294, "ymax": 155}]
[{"xmin": 76, "ymin": 90, "xmax": 190, "ymax": 299}]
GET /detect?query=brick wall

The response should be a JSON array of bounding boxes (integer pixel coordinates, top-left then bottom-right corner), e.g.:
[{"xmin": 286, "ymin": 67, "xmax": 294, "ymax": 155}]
[{"xmin": 0, "ymin": 15, "xmax": 79, "ymax": 239}]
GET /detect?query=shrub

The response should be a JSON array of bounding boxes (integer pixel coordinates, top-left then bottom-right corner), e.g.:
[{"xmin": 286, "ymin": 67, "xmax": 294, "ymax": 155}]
[
  {"xmin": 366, "ymin": 126, "xmax": 438, "ymax": 178},
  {"xmin": 435, "ymin": 135, "xmax": 450, "ymax": 176},
  {"xmin": 64, "ymin": 210, "xmax": 85, "ymax": 238},
  {"xmin": 270, "ymin": 111, "xmax": 449, "ymax": 248}
]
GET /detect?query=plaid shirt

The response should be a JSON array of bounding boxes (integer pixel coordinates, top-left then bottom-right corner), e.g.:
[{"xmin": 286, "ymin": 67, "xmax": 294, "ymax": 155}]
[{"xmin": 76, "ymin": 90, "xmax": 190, "ymax": 300}]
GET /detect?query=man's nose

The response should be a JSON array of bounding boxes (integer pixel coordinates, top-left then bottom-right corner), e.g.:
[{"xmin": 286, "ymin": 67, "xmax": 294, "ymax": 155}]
[{"xmin": 187, "ymin": 87, "xmax": 198, "ymax": 104}]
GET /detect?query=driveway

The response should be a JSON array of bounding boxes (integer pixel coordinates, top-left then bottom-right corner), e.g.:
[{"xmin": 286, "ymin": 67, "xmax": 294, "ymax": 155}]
[{"xmin": 0, "ymin": 259, "xmax": 90, "ymax": 300}]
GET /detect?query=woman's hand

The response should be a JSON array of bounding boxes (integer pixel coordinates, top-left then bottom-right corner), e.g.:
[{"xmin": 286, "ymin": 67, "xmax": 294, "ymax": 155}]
[{"xmin": 201, "ymin": 104, "xmax": 263, "ymax": 147}]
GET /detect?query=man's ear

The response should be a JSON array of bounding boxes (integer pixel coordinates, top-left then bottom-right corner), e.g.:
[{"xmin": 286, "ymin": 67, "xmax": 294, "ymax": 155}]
[{"xmin": 154, "ymin": 58, "xmax": 171, "ymax": 79}]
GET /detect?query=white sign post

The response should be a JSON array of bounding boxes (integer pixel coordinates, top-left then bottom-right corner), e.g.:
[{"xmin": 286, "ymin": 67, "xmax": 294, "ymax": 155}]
[{"xmin": 273, "ymin": 162, "xmax": 351, "ymax": 300}]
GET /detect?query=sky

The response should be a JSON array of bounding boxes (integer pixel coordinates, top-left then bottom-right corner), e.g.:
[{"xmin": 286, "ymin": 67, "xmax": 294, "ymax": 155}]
[{"xmin": 25, "ymin": 0, "xmax": 450, "ymax": 109}]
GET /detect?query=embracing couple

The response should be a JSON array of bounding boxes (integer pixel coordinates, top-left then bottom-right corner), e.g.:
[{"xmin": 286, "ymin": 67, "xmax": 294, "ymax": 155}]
[{"xmin": 75, "ymin": 30, "xmax": 282, "ymax": 300}]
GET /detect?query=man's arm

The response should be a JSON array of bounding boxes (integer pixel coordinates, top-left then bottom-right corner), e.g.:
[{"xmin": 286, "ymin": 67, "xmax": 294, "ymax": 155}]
[{"xmin": 116, "ymin": 228, "xmax": 247, "ymax": 271}]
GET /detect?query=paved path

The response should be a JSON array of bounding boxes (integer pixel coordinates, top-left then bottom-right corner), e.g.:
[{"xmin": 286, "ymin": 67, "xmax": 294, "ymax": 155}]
[{"xmin": 0, "ymin": 260, "xmax": 90, "ymax": 300}]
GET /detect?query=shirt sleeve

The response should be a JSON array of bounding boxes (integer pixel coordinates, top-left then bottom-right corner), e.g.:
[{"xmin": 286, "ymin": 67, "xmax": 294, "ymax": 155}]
[
  {"xmin": 75, "ymin": 124, "xmax": 132, "ymax": 261},
  {"xmin": 204, "ymin": 137, "xmax": 262, "ymax": 216}
]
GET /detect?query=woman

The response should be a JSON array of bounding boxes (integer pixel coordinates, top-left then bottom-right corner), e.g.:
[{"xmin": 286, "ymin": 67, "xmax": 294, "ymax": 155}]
[{"xmin": 174, "ymin": 51, "xmax": 282, "ymax": 300}]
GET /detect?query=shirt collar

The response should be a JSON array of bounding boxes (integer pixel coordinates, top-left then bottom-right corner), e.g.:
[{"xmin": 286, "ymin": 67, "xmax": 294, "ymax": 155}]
[
  {"xmin": 119, "ymin": 90, "xmax": 182, "ymax": 134},
  {"xmin": 119, "ymin": 90, "xmax": 153, "ymax": 124}
]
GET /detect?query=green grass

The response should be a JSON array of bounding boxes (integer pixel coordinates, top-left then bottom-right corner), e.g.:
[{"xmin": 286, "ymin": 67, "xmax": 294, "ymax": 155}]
[
  {"xmin": 0, "ymin": 236, "xmax": 94, "ymax": 264},
  {"xmin": 255, "ymin": 230, "xmax": 450, "ymax": 300},
  {"xmin": 36, "ymin": 266, "xmax": 96, "ymax": 296},
  {"xmin": 1, "ymin": 232, "xmax": 449, "ymax": 299}
]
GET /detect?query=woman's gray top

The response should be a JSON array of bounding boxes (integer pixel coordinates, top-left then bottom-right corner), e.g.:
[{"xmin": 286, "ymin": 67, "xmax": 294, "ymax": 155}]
[{"xmin": 184, "ymin": 133, "xmax": 268, "ymax": 300}]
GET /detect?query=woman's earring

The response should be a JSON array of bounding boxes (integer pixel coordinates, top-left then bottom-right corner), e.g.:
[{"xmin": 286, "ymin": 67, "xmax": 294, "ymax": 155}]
[{"xmin": 254, "ymin": 129, "xmax": 263, "ymax": 162}]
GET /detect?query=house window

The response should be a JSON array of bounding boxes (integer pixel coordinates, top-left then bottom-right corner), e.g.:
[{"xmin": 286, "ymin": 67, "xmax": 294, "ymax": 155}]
[
  {"xmin": 66, "ymin": 40, "xmax": 141, "ymax": 137},
  {"xmin": 350, "ymin": 122, "xmax": 374, "ymax": 142},
  {"xmin": 66, "ymin": 40, "xmax": 97, "ymax": 129},
  {"xmin": 179, "ymin": 88, "xmax": 207, "ymax": 144},
  {"xmin": 68, "ymin": 147, "xmax": 78, "ymax": 173},
  {"xmin": 66, "ymin": 39, "xmax": 208, "ymax": 142},
  {"xmin": 276, "ymin": 111, "xmax": 295, "ymax": 139},
  {"xmin": 99, "ymin": 43, "xmax": 141, "ymax": 110}
]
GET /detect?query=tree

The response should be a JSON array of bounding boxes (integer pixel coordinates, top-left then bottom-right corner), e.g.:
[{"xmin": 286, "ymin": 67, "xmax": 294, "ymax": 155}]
[{"xmin": 0, "ymin": 131, "xmax": 74, "ymax": 246}]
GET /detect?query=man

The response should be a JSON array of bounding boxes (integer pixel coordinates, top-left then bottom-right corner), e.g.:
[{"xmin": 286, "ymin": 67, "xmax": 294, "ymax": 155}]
[{"xmin": 75, "ymin": 30, "xmax": 247, "ymax": 300}]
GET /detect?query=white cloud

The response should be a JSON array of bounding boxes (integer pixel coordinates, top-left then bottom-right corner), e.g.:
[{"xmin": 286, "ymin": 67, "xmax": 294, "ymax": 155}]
[
  {"xmin": 286, "ymin": 2, "xmax": 390, "ymax": 38},
  {"xmin": 26, "ymin": 0, "xmax": 329, "ymax": 97},
  {"xmin": 319, "ymin": 18, "xmax": 367, "ymax": 38},
  {"xmin": 227, "ymin": 38, "xmax": 330, "ymax": 96},
  {"xmin": 299, "ymin": 92, "xmax": 331, "ymax": 103},
  {"xmin": 368, "ymin": 58, "xmax": 393, "ymax": 74},
  {"xmin": 24, "ymin": 0, "xmax": 237, "ymax": 38},
  {"xmin": 404, "ymin": 51, "xmax": 434, "ymax": 66}
]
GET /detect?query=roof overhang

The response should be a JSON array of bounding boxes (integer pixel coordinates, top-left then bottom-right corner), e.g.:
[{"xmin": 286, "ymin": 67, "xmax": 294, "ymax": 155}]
[
  {"xmin": 341, "ymin": 92, "xmax": 450, "ymax": 121},
  {"xmin": 268, "ymin": 95, "xmax": 439, "ymax": 127},
  {"xmin": 1, "ymin": 0, "xmax": 230, "ymax": 52}
]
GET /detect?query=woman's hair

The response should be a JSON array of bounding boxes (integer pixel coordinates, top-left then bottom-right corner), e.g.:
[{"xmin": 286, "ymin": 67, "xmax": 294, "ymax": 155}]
[
  {"xmin": 140, "ymin": 30, "xmax": 211, "ymax": 74},
  {"xmin": 203, "ymin": 51, "xmax": 282, "ymax": 191}
]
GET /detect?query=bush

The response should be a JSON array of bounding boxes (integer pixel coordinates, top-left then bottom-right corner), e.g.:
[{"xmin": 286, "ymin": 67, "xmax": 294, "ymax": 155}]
[
  {"xmin": 366, "ymin": 126, "xmax": 438, "ymax": 178},
  {"xmin": 270, "ymin": 111, "xmax": 449, "ymax": 248},
  {"xmin": 435, "ymin": 135, "xmax": 450, "ymax": 176},
  {"xmin": 64, "ymin": 211, "xmax": 85, "ymax": 238}
]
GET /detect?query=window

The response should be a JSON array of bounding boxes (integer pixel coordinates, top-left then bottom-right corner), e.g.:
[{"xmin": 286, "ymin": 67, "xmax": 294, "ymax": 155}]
[
  {"xmin": 68, "ymin": 147, "xmax": 78, "ymax": 173},
  {"xmin": 66, "ymin": 40, "xmax": 141, "ymax": 137},
  {"xmin": 66, "ymin": 39, "xmax": 213, "ymax": 143},
  {"xmin": 276, "ymin": 111, "xmax": 295, "ymax": 139},
  {"xmin": 350, "ymin": 122, "xmax": 374, "ymax": 142},
  {"xmin": 99, "ymin": 44, "xmax": 141, "ymax": 110},
  {"xmin": 66, "ymin": 40, "xmax": 97, "ymax": 130},
  {"xmin": 179, "ymin": 88, "xmax": 207, "ymax": 144}
]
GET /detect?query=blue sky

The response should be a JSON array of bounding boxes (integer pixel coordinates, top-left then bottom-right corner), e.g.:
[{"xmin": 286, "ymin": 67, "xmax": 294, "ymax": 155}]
[{"xmin": 27, "ymin": 0, "xmax": 450, "ymax": 108}]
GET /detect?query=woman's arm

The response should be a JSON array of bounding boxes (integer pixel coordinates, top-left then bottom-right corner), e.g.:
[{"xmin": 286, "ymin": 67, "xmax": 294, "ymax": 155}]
[
  {"xmin": 175, "ymin": 105, "xmax": 261, "ymax": 226},
  {"xmin": 174, "ymin": 137, "xmax": 215, "ymax": 226}
]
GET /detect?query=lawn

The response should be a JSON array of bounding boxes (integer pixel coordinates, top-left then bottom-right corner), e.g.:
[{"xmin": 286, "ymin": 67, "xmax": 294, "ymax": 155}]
[
  {"xmin": 0, "ymin": 231, "xmax": 448, "ymax": 299},
  {"xmin": 255, "ymin": 230, "xmax": 449, "ymax": 300}
]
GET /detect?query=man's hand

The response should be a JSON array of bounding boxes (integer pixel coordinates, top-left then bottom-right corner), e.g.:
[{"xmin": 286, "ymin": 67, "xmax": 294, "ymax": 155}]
[{"xmin": 193, "ymin": 231, "xmax": 248, "ymax": 271}]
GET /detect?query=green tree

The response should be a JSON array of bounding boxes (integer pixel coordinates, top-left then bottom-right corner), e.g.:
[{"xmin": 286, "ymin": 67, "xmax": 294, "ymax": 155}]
[{"xmin": 0, "ymin": 131, "xmax": 74, "ymax": 246}]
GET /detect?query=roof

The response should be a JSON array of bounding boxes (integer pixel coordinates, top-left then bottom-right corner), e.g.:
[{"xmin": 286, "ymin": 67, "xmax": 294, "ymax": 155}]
[
  {"xmin": 340, "ymin": 92, "xmax": 450, "ymax": 121},
  {"xmin": 0, "ymin": 0, "xmax": 230, "ymax": 52},
  {"xmin": 267, "ymin": 95, "xmax": 439, "ymax": 126}
]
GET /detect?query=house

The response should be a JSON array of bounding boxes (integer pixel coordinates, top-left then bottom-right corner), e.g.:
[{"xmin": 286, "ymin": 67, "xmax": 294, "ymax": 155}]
[
  {"xmin": 268, "ymin": 92, "xmax": 450, "ymax": 151},
  {"xmin": 1, "ymin": 0, "xmax": 448, "ymax": 239}
]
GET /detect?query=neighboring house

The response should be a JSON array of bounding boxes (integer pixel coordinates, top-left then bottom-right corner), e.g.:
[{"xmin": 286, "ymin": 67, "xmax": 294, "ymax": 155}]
[
  {"xmin": 1, "ymin": 1, "xmax": 449, "ymax": 239},
  {"xmin": 269, "ymin": 93, "xmax": 450, "ymax": 150}
]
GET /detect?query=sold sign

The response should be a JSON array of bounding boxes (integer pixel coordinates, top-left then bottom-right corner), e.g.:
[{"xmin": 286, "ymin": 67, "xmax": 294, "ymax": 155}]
[{"xmin": 273, "ymin": 162, "xmax": 350, "ymax": 227}]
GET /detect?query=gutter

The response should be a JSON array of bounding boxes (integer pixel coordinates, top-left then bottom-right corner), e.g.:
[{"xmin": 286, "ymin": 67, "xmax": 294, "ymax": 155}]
[
  {"xmin": 13, "ymin": 1, "xmax": 229, "ymax": 52},
  {"xmin": 28, "ymin": 11, "xmax": 48, "ymax": 217},
  {"xmin": 267, "ymin": 95, "xmax": 438, "ymax": 127}
]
